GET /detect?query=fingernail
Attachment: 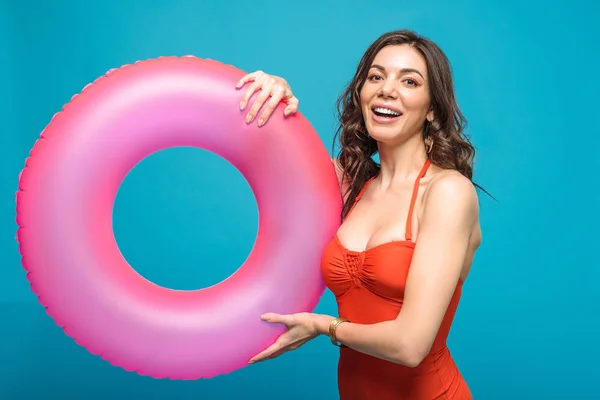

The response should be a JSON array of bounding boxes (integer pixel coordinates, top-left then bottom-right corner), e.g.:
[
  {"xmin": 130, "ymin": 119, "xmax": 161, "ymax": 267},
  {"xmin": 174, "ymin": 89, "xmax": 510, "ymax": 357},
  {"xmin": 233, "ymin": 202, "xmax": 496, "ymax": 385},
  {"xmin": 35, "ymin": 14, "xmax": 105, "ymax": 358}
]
[
  {"xmin": 240, "ymin": 101, "xmax": 245, "ymax": 110},
  {"xmin": 246, "ymin": 114, "xmax": 253, "ymax": 123},
  {"xmin": 257, "ymin": 118, "xmax": 264, "ymax": 126}
]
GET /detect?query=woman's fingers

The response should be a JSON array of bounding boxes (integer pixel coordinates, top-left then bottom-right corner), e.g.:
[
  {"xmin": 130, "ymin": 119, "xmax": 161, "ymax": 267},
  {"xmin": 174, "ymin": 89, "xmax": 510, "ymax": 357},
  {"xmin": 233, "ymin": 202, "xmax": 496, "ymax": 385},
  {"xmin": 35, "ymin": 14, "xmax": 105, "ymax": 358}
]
[
  {"xmin": 284, "ymin": 95, "xmax": 299, "ymax": 116},
  {"xmin": 248, "ymin": 343, "xmax": 279, "ymax": 363},
  {"xmin": 236, "ymin": 71, "xmax": 298, "ymax": 126},
  {"xmin": 256, "ymin": 86, "xmax": 287, "ymax": 126},
  {"xmin": 248, "ymin": 335, "xmax": 287, "ymax": 363},
  {"xmin": 245, "ymin": 80, "xmax": 274, "ymax": 124},
  {"xmin": 236, "ymin": 70, "xmax": 262, "ymax": 90},
  {"xmin": 261, "ymin": 313, "xmax": 294, "ymax": 325},
  {"xmin": 260, "ymin": 347, "xmax": 288, "ymax": 362},
  {"xmin": 239, "ymin": 80, "xmax": 262, "ymax": 111}
]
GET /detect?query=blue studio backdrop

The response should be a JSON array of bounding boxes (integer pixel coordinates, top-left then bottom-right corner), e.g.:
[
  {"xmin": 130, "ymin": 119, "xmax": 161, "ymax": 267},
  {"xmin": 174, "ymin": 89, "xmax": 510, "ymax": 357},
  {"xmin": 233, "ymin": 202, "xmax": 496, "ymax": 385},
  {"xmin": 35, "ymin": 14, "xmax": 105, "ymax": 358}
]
[{"xmin": 1, "ymin": 0, "xmax": 598, "ymax": 399}]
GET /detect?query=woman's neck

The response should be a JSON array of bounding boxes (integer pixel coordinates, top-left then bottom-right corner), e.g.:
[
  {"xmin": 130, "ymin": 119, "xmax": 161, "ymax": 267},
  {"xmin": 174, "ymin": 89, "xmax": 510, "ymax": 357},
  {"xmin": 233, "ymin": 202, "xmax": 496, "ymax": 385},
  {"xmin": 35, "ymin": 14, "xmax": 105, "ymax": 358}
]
[{"xmin": 376, "ymin": 134, "xmax": 428, "ymax": 188}]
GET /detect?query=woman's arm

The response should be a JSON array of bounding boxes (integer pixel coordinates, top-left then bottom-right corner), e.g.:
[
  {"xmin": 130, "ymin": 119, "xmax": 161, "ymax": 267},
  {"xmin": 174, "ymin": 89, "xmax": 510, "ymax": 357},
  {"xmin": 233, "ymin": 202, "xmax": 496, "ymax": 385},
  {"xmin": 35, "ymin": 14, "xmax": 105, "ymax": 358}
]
[{"xmin": 314, "ymin": 172, "xmax": 480, "ymax": 367}]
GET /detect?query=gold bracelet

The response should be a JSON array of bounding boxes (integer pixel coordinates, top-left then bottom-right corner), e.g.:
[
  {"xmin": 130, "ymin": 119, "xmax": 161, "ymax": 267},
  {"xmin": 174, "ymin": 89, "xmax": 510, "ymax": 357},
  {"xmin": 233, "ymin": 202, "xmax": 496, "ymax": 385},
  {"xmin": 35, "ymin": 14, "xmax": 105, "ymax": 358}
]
[{"xmin": 328, "ymin": 317, "xmax": 350, "ymax": 346}]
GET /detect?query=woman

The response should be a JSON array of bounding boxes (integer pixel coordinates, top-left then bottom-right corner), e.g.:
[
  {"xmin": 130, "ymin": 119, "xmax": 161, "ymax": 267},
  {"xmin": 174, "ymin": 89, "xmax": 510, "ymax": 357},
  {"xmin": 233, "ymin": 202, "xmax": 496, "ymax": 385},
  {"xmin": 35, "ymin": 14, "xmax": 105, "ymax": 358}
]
[{"xmin": 238, "ymin": 29, "xmax": 481, "ymax": 399}]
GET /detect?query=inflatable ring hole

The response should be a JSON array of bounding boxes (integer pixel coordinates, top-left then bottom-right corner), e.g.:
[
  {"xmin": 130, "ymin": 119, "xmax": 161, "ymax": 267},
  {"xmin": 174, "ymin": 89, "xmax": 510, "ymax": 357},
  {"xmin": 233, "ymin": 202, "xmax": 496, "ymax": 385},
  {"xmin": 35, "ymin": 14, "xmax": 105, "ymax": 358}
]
[{"xmin": 112, "ymin": 146, "xmax": 259, "ymax": 291}]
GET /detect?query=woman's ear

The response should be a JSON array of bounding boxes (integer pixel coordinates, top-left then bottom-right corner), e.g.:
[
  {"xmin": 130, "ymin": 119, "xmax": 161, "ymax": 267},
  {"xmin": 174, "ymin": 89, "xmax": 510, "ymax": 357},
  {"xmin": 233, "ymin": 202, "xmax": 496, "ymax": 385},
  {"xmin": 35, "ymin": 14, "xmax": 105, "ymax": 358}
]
[{"xmin": 426, "ymin": 109, "xmax": 434, "ymax": 122}]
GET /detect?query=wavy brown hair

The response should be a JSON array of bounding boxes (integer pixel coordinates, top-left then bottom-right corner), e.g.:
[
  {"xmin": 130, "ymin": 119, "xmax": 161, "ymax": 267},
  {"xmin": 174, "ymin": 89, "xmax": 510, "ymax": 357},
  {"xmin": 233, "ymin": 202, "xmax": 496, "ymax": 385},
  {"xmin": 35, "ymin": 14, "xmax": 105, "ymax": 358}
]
[{"xmin": 334, "ymin": 29, "xmax": 488, "ymax": 220}]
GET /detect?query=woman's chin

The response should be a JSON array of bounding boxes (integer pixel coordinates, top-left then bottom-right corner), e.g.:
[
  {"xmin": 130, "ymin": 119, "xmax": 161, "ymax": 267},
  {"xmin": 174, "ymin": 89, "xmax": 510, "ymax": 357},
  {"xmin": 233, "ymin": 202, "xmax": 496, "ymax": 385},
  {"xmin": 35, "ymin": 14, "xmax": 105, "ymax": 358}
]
[{"xmin": 366, "ymin": 128, "xmax": 400, "ymax": 143}]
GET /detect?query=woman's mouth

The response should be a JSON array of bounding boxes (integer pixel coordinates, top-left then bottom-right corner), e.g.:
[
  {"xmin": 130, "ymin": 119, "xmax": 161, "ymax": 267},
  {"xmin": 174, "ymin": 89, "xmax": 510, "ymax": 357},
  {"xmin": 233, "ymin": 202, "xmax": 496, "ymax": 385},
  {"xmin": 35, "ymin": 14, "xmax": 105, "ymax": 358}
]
[{"xmin": 371, "ymin": 106, "xmax": 402, "ymax": 123}]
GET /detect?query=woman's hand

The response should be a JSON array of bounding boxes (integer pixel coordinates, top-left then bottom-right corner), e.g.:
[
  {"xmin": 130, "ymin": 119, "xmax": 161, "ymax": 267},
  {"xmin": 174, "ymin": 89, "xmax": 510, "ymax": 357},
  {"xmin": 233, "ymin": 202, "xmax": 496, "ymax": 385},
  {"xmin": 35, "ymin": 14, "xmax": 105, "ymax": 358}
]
[
  {"xmin": 248, "ymin": 312, "xmax": 320, "ymax": 364},
  {"xmin": 236, "ymin": 70, "xmax": 299, "ymax": 127}
]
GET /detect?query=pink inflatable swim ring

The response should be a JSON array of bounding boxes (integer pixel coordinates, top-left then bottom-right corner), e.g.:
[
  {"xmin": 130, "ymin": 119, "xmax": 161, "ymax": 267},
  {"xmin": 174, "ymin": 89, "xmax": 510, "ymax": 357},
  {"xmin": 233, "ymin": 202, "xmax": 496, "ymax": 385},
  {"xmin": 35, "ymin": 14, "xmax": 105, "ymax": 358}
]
[{"xmin": 15, "ymin": 56, "xmax": 342, "ymax": 379}]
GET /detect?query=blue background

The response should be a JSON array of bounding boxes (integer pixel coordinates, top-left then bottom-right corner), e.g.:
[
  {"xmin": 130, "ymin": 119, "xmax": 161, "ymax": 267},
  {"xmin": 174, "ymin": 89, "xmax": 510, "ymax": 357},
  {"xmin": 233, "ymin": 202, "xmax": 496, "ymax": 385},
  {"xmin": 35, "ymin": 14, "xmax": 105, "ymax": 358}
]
[{"xmin": 1, "ymin": 0, "xmax": 598, "ymax": 398}]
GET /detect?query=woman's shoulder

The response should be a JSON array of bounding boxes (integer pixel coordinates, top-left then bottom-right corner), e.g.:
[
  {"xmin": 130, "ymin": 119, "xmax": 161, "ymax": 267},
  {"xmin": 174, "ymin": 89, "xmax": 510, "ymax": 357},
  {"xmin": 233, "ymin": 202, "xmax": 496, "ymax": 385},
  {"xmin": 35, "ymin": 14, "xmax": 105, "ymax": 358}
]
[
  {"xmin": 422, "ymin": 167, "xmax": 480, "ymax": 227},
  {"xmin": 427, "ymin": 168, "xmax": 477, "ymax": 198},
  {"xmin": 422, "ymin": 167, "xmax": 482, "ymax": 247}
]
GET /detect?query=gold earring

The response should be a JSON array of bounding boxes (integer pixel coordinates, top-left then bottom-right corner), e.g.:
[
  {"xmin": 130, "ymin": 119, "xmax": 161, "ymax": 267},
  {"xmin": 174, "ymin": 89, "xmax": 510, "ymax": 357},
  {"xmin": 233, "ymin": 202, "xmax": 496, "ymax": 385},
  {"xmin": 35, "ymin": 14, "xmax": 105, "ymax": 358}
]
[{"xmin": 424, "ymin": 135, "xmax": 434, "ymax": 154}]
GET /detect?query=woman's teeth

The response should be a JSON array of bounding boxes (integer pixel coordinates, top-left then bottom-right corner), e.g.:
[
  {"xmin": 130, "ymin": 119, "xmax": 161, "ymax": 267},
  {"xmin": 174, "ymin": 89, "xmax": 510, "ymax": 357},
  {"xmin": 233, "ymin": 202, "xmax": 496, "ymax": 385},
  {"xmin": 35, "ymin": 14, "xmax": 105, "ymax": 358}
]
[{"xmin": 373, "ymin": 107, "xmax": 401, "ymax": 117}]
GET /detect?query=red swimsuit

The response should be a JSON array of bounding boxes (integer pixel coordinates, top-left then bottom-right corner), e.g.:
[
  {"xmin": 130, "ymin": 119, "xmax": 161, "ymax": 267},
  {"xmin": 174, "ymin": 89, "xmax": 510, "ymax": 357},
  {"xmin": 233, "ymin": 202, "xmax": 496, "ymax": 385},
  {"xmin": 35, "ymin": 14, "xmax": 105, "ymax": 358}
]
[{"xmin": 320, "ymin": 159, "xmax": 472, "ymax": 399}]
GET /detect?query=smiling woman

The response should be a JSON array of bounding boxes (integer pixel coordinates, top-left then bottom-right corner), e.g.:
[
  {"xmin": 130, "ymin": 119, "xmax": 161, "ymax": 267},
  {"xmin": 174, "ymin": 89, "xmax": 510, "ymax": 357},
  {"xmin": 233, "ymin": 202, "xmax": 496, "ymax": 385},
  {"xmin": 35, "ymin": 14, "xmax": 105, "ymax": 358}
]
[{"xmin": 236, "ymin": 29, "xmax": 481, "ymax": 400}]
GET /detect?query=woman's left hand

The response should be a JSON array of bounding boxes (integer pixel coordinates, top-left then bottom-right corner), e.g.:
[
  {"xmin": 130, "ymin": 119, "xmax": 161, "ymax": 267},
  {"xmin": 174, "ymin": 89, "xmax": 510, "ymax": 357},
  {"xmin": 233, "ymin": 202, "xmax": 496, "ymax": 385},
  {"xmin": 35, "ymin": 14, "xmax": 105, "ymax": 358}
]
[{"xmin": 249, "ymin": 312, "xmax": 319, "ymax": 364}]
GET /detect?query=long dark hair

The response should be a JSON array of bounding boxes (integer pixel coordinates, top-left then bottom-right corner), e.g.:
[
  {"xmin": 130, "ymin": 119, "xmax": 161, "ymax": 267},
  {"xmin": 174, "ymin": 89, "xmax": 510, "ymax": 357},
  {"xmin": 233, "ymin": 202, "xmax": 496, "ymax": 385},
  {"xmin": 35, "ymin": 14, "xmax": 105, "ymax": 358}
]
[{"xmin": 333, "ymin": 29, "xmax": 490, "ymax": 220}]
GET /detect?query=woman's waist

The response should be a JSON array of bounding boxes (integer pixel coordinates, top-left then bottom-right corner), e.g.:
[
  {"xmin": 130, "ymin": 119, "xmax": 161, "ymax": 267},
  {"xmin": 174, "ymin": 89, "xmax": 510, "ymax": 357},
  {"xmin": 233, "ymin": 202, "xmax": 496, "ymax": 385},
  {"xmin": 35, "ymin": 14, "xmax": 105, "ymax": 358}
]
[
  {"xmin": 339, "ymin": 344, "xmax": 455, "ymax": 376},
  {"xmin": 338, "ymin": 346, "xmax": 470, "ymax": 400}
]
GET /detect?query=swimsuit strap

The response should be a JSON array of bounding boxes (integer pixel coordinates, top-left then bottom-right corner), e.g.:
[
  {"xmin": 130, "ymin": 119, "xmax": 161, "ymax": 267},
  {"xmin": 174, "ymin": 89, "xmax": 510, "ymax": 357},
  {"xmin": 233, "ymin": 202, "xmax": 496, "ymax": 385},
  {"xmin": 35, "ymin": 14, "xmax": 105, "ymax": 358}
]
[{"xmin": 405, "ymin": 159, "xmax": 431, "ymax": 242}]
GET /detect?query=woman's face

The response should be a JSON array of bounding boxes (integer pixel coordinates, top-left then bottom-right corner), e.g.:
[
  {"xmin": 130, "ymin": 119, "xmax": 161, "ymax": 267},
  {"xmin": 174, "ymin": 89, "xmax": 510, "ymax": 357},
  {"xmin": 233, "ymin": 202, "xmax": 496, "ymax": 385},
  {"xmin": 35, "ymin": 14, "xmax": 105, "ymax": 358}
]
[{"xmin": 360, "ymin": 44, "xmax": 433, "ymax": 144}]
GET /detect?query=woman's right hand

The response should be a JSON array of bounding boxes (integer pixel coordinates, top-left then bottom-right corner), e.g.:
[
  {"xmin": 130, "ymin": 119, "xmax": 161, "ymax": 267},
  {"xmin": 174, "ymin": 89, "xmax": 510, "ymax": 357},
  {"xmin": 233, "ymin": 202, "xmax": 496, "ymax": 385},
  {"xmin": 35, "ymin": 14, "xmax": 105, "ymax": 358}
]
[{"xmin": 236, "ymin": 70, "xmax": 299, "ymax": 127}]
